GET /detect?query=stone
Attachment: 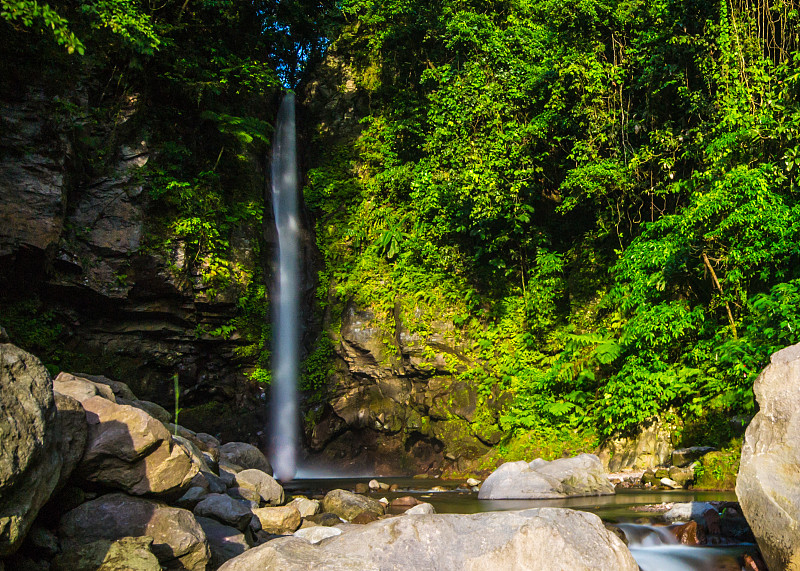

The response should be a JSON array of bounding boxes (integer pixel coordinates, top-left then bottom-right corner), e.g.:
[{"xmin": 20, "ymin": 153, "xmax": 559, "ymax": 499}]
[
  {"xmin": 660, "ymin": 477, "xmax": 681, "ymax": 489},
  {"xmin": 219, "ymin": 443, "xmax": 272, "ymax": 475},
  {"xmin": 54, "ymin": 372, "xmax": 117, "ymax": 402},
  {"xmin": 354, "ymin": 483, "xmax": 368, "ymax": 493},
  {"xmin": 52, "ymin": 536, "xmax": 161, "ymax": 571},
  {"xmin": 218, "ymin": 508, "xmax": 637, "ymax": 571},
  {"xmin": 71, "ymin": 373, "xmax": 138, "ymax": 401},
  {"xmin": 233, "ymin": 469, "xmax": 284, "ymax": 505},
  {"xmin": 218, "ymin": 462, "xmax": 242, "ymax": 487},
  {"xmin": 305, "ymin": 513, "xmax": 344, "ymax": 526},
  {"xmin": 228, "ymin": 486, "xmax": 262, "ymax": 505},
  {"xmin": 53, "ymin": 391, "xmax": 88, "ymax": 490},
  {"xmin": 390, "ymin": 496, "xmax": 421, "ymax": 507},
  {"xmin": 59, "ymin": 493, "xmax": 209, "ymax": 570},
  {"xmin": 668, "ymin": 465, "xmax": 695, "ymax": 488},
  {"xmin": 24, "ymin": 525, "xmax": 59, "ymax": 558},
  {"xmin": 405, "ymin": 502, "xmax": 435, "ymax": 515},
  {"xmin": 466, "ymin": 478, "xmax": 480, "ymax": 487},
  {"xmin": 663, "ymin": 502, "xmax": 716, "ymax": 522},
  {"xmin": 597, "ymin": 417, "xmax": 675, "ymax": 472},
  {"xmin": 351, "ymin": 512, "xmax": 379, "ymax": 524},
  {"xmin": 671, "ymin": 446, "xmax": 717, "ymax": 467},
  {"xmin": 193, "ymin": 471, "xmax": 228, "ymax": 494},
  {"xmin": 195, "ymin": 516, "xmax": 251, "ymax": 570},
  {"xmin": 175, "ymin": 486, "xmax": 209, "ymax": 510},
  {"xmin": 194, "ymin": 494, "xmax": 254, "ymax": 531},
  {"xmin": 478, "ymin": 454, "xmax": 614, "ymax": 499},
  {"xmin": 288, "ymin": 497, "xmax": 320, "ymax": 517},
  {"xmin": 0, "ymin": 344, "xmax": 61, "ymax": 556},
  {"xmin": 672, "ymin": 520, "xmax": 705, "ymax": 545},
  {"xmin": 737, "ymin": 343, "xmax": 800, "ymax": 571},
  {"xmin": 77, "ymin": 396, "xmax": 198, "ymax": 495},
  {"xmin": 293, "ymin": 526, "xmax": 342, "ymax": 544},
  {"xmin": 127, "ymin": 400, "xmax": 171, "ymax": 424},
  {"xmin": 0, "ymin": 326, "xmax": 8, "ymax": 342},
  {"xmin": 252, "ymin": 506, "xmax": 302, "ymax": 534},
  {"xmin": 322, "ymin": 489, "xmax": 385, "ymax": 521}
]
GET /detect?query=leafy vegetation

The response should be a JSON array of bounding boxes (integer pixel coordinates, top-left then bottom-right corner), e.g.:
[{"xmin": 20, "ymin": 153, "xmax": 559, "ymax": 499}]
[{"xmin": 305, "ymin": 0, "xmax": 800, "ymax": 450}]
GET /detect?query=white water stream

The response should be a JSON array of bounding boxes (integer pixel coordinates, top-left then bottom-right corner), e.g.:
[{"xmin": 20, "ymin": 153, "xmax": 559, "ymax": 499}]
[{"xmin": 269, "ymin": 92, "xmax": 300, "ymax": 482}]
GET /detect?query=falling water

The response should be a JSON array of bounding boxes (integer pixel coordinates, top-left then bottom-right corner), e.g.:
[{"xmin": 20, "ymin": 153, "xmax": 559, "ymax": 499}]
[{"xmin": 270, "ymin": 92, "xmax": 299, "ymax": 482}]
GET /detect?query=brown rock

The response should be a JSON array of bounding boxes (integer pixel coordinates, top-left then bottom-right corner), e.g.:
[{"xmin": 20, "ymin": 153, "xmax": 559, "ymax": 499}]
[
  {"xmin": 672, "ymin": 520, "xmax": 706, "ymax": 545},
  {"xmin": 389, "ymin": 496, "xmax": 420, "ymax": 507},
  {"xmin": 252, "ymin": 506, "xmax": 301, "ymax": 534},
  {"xmin": 351, "ymin": 512, "xmax": 379, "ymax": 524},
  {"xmin": 59, "ymin": 493, "xmax": 210, "ymax": 570}
]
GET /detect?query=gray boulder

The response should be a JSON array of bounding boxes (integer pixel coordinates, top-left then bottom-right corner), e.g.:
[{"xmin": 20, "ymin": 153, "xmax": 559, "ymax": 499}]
[
  {"xmin": 478, "ymin": 454, "xmax": 614, "ymax": 499},
  {"xmin": 219, "ymin": 508, "xmax": 637, "ymax": 571},
  {"xmin": 233, "ymin": 469, "xmax": 284, "ymax": 505},
  {"xmin": 194, "ymin": 494, "xmax": 253, "ymax": 531},
  {"xmin": 293, "ymin": 526, "xmax": 342, "ymax": 544},
  {"xmin": 219, "ymin": 443, "xmax": 272, "ymax": 475},
  {"xmin": 0, "ymin": 344, "xmax": 61, "ymax": 556},
  {"xmin": 195, "ymin": 516, "xmax": 251, "ymax": 570},
  {"xmin": 58, "ymin": 492, "xmax": 210, "ymax": 571},
  {"xmin": 737, "ymin": 343, "xmax": 800, "ymax": 571},
  {"xmin": 322, "ymin": 489, "xmax": 385, "ymax": 521}
]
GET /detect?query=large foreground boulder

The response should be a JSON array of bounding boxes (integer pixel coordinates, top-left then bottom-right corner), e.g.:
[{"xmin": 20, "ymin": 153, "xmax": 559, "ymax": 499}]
[
  {"xmin": 58, "ymin": 493, "xmax": 210, "ymax": 571},
  {"xmin": 478, "ymin": 454, "xmax": 614, "ymax": 499},
  {"xmin": 218, "ymin": 508, "xmax": 637, "ymax": 571},
  {"xmin": 737, "ymin": 344, "xmax": 800, "ymax": 571},
  {"xmin": 0, "ymin": 344, "xmax": 61, "ymax": 555}
]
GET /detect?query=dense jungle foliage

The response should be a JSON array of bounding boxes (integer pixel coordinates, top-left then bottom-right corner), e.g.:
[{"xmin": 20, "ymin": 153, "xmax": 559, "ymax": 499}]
[
  {"xmin": 5, "ymin": 0, "xmax": 800, "ymax": 452},
  {"xmin": 306, "ymin": 0, "xmax": 800, "ymax": 450}
]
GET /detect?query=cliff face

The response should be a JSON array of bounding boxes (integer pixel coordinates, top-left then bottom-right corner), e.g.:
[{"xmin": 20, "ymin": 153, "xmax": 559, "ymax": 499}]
[{"xmin": 0, "ymin": 65, "xmax": 275, "ymax": 442}]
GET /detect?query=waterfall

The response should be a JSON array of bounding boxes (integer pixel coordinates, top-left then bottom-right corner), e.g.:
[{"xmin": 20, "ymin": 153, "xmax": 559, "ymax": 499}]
[{"xmin": 269, "ymin": 92, "xmax": 300, "ymax": 482}]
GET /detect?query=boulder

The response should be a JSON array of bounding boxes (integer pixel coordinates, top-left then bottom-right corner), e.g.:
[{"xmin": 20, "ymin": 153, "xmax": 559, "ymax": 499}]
[
  {"xmin": 252, "ymin": 506, "xmax": 302, "ymax": 534},
  {"xmin": 218, "ymin": 508, "xmax": 637, "ymax": 571},
  {"xmin": 233, "ymin": 469, "xmax": 284, "ymax": 505},
  {"xmin": 664, "ymin": 502, "xmax": 716, "ymax": 522},
  {"xmin": 175, "ymin": 487, "xmax": 210, "ymax": 510},
  {"xmin": 668, "ymin": 465, "xmax": 695, "ymax": 488},
  {"xmin": 70, "ymin": 373, "xmax": 138, "ymax": 401},
  {"xmin": 77, "ymin": 396, "xmax": 198, "ymax": 495},
  {"xmin": 478, "ymin": 454, "xmax": 614, "ymax": 499},
  {"xmin": 0, "ymin": 344, "xmax": 61, "ymax": 556},
  {"xmin": 195, "ymin": 517, "xmax": 250, "ymax": 570},
  {"xmin": 405, "ymin": 502, "xmax": 436, "ymax": 515},
  {"xmin": 322, "ymin": 489, "xmax": 385, "ymax": 521},
  {"xmin": 194, "ymin": 494, "xmax": 254, "ymax": 531},
  {"xmin": 219, "ymin": 443, "xmax": 272, "ymax": 475},
  {"xmin": 52, "ymin": 536, "xmax": 161, "ymax": 571},
  {"xmin": 597, "ymin": 418, "xmax": 675, "ymax": 472},
  {"xmin": 737, "ymin": 343, "xmax": 800, "ymax": 571},
  {"xmin": 671, "ymin": 446, "xmax": 716, "ymax": 467},
  {"xmin": 53, "ymin": 391, "xmax": 88, "ymax": 490},
  {"xmin": 53, "ymin": 372, "xmax": 116, "ymax": 403},
  {"xmin": 127, "ymin": 400, "xmax": 171, "ymax": 424},
  {"xmin": 287, "ymin": 497, "xmax": 320, "ymax": 517},
  {"xmin": 305, "ymin": 513, "xmax": 344, "ymax": 526},
  {"xmin": 293, "ymin": 526, "xmax": 342, "ymax": 544},
  {"xmin": 58, "ymin": 493, "xmax": 210, "ymax": 571}
]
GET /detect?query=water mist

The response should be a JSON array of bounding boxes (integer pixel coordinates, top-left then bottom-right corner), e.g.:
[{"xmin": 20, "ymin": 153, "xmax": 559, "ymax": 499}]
[{"xmin": 269, "ymin": 92, "xmax": 300, "ymax": 482}]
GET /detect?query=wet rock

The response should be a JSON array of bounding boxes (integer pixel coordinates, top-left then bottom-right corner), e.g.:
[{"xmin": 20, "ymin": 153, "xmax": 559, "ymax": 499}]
[
  {"xmin": 219, "ymin": 443, "xmax": 272, "ymax": 475},
  {"xmin": 664, "ymin": 502, "xmax": 716, "ymax": 522},
  {"xmin": 218, "ymin": 508, "xmax": 637, "ymax": 571},
  {"xmin": 390, "ymin": 496, "xmax": 421, "ymax": 508},
  {"xmin": 478, "ymin": 454, "xmax": 614, "ymax": 499},
  {"xmin": 252, "ymin": 506, "xmax": 302, "ymax": 534},
  {"xmin": 233, "ymin": 469, "xmax": 284, "ymax": 505},
  {"xmin": 194, "ymin": 494, "xmax": 254, "ymax": 531},
  {"xmin": 672, "ymin": 520, "xmax": 705, "ymax": 545},
  {"xmin": 0, "ymin": 344, "xmax": 61, "ymax": 556},
  {"xmin": 52, "ymin": 536, "xmax": 161, "ymax": 571},
  {"xmin": 195, "ymin": 516, "xmax": 251, "ymax": 570},
  {"xmin": 322, "ymin": 489, "xmax": 385, "ymax": 522},
  {"xmin": 59, "ymin": 493, "xmax": 210, "ymax": 570},
  {"xmin": 737, "ymin": 343, "xmax": 800, "ymax": 571}
]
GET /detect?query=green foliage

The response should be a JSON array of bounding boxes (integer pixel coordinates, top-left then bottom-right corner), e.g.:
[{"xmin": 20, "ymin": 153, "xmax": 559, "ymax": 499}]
[
  {"xmin": 309, "ymin": 0, "xmax": 800, "ymax": 448},
  {"xmin": 1, "ymin": 0, "xmax": 84, "ymax": 53},
  {"xmin": 693, "ymin": 441, "xmax": 742, "ymax": 490}
]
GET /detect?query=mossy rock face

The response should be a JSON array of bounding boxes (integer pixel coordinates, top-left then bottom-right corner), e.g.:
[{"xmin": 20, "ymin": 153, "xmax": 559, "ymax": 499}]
[
  {"xmin": 431, "ymin": 417, "xmax": 491, "ymax": 459},
  {"xmin": 694, "ymin": 449, "xmax": 740, "ymax": 490}
]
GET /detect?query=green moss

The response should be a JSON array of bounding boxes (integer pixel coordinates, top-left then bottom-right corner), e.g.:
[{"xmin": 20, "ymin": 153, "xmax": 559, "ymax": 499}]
[{"xmin": 693, "ymin": 440, "xmax": 742, "ymax": 490}]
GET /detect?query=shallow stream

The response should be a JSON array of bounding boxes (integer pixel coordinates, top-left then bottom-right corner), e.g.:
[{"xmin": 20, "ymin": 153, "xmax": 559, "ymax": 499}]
[{"xmin": 286, "ymin": 477, "xmax": 759, "ymax": 570}]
